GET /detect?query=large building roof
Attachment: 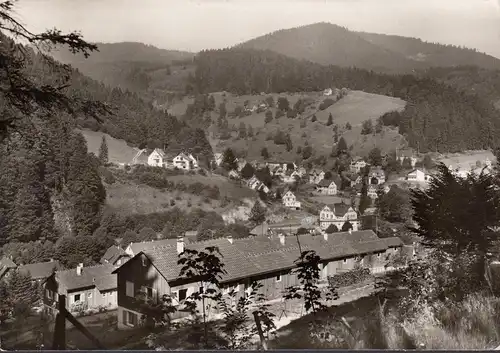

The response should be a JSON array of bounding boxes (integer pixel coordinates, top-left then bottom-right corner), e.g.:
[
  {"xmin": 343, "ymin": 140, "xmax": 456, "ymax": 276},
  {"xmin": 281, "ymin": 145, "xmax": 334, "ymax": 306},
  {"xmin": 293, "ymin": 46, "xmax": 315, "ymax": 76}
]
[
  {"xmin": 18, "ymin": 260, "xmax": 60, "ymax": 280},
  {"xmin": 56, "ymin": 264, "xmax": 117, "ymax": 292},
  {"xmin": 117, "ymin": 230, "xmax": 402, "ymax": 284}
]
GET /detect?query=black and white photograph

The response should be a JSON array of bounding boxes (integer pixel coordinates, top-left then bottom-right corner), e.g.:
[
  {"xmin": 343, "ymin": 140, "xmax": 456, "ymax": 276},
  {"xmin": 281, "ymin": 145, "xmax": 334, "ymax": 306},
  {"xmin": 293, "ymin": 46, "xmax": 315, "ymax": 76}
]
[{"xmin": 1, "ymin": 0, "xmax": 500, "ymax": 350}]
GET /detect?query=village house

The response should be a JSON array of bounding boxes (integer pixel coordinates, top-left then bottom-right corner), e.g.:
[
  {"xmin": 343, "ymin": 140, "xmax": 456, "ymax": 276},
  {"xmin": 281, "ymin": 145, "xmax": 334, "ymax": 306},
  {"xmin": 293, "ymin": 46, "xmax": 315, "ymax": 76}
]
[
  {"xmin": 173, "ymin": 152, "xmax": 199, "ymax": 170},
  {"xmin": 323, "ymin": 88, "xmax": 333, "ymax": 96},
  {"xmin": 368, "ymin": 166, "xmax": 386, "ymax": 185},
  {"xmin": 349, "ymin": 175, "xmax": 363, "ymax": 187},
  {"xmin": 282, "ymin": 170, "xmax": 302, "ymax": 184},
  {"xmin": 367, "ymin": 185, "xmax": 380, "ymax": 199},
  {"xmin": 406, "ymin": 169, "xmax": 431, "ymax": 183},
  {"xmin": 282, "ymin": 190, "xmax": 301, "ymax": 210},
  {"xmin": 247, "ymin": 175, "xmax": 270, "ymax": 194},
  {"xmin": 101, "ymin": 246, "xmax": 131, "ymax": 266},
  {"xmin": 213, "ymin": 153, "xmax": 224, "ymax": 167},
  {"xmin": 0, "ymin": 257, "xmax": 17, "ymax": 280},
  {"xmin": 309, "ymin": 169, "xmax": 325, "ymax": 184},
  {"xmin": 319, "ymin": 203, "xmax": 360, "ymax": 231},
  {"xmin": 350, "ymin": 158, "xmax": 368, "ymax": 174},
  {"xmin": 18, "ymin": 260, "xmax": 60, "ymax": 282},
  {"xmin": 296, "ymin": 166, "xmax": 307, "ymax": 177},
  {"xmin": 147, "ymin": 148, "xmax": 168, "ymax": 168},
  {"xmin": 112, "ymin": 230, "xmax": 403, "ymax": 329},
  {"xmin": 315, "ymin": 176, "xmax": 342, "ymax": 196},
  {"xmin": 397, "ymin": 148, "xmax": 417, "ymax": 168},
  {"xmin": 44, "ymin": 263, "xmax": 117, "ymax": 315},
  {"xmin": 125, "ymin": 238, "xmax": 187, "ymax": 258}
]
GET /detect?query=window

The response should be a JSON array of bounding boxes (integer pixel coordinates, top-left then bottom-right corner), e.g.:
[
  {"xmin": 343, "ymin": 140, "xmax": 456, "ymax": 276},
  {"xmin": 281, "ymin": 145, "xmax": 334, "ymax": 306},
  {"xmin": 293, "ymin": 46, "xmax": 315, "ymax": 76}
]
[
  {"xmin": 276, "ymin": 275, "xmax": 281, "ymax": 282},
  {"xmin": 73, "ymin": 294, "xmax": 81, "ymax": 303},
  {"xmin": 178, "ymin": 288, "xmax": 188, "ymax": 302},
  {"xmin": 124, "ymin": 310, "xmax": 137, "ymax": 327},
  {"xmin": 126, "ymin": 281, "xmax": 134, "ymax": 297},
  {"xmin": 46, "ymin": 289, "xmax": 52, "ymax": 299},
  {"xmin": 199, "ymin": 286, "xmax": 204, "ymax": 294},
  {"xmin": 142, "ymin": 256, "xmax": 147, "ymax": 267},
  {"xmin": 102, "ymin": 293, "xmax": 106, "ymax": 299},
  {"xmin": 343, "ymin": 258, "xmax": 347, "ymax": 263}
]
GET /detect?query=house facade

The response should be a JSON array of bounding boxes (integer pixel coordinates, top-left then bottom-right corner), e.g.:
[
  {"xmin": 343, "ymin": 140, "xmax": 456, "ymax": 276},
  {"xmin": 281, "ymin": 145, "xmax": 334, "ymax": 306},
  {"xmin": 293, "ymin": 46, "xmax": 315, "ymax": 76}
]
[
  {"xmin": 247, "ymin": 176, "xmax": 270, "ymax": 194},
  {"xmin": 406, "ymin": 169, "xmax": 430, "ymax": 183},
  {"xmin": 147, "ymin": 148, "xmax": 168, "ymax": 168},
  {"xmin": 43, "ymin": 263, "xmax": 117, "ymax": 315},
  {"xmin": 367, "ymin": 185, "xmax": 379, "ymax": 199},
  {"xmin": 319, "ymin": 203, "xmax": 359, "ymax": 231},
  {"xmin": 282, "ymin": 191, "xmax": 301, "ymax": 210},
  {"xmin": 315, "ymin": 176, "xmax": 341, "ymax": 195},
  {"xmin": 213, "ymin": 153, "xmax": 224, "ymax": 167},
  {"xmin": 173, "ymin": 153, "xmax": 199, "ymax": 170},
  {"xmin": 397, "ymin": 148, "xmax": 417, "ymax": 168},
  {"xmin": 309, "ymin": 169, "xmax": 325, "ymax": 184},
  {"xmin": 112, "ymin": 231, "xmax": 403, "ymax": 329},
  {"xmin": 350, "ymin": 159, "xmax": 368, "ymax": 174},
  {"xmin": 369, "ymin": 166, "xmax": 386, "ymax": 185}
]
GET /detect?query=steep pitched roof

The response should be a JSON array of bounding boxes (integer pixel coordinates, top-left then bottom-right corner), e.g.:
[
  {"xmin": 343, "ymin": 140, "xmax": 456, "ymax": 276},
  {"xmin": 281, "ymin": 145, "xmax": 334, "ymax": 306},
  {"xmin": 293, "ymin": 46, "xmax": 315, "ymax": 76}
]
[
  {"xmin": 100, "ymin": 246, "xmax": 129, "ymax": 265},
  {"xmin": 325, "ymin": 202, "xmax": 353, "ymax": 217},
  {"xmin": 123, "ymin": 230, "xmax": 402, "ymax": 284},
  {"xmin": 18, "ymin": 260, "xmax": 60, "ymax": 280},
  {"xmin": 56, "ymin": 264, "xmax": 116, "ymax": 292},
  {"xmin": 152, "ymin": 148, "xmax": 166, "ymax": 158}
]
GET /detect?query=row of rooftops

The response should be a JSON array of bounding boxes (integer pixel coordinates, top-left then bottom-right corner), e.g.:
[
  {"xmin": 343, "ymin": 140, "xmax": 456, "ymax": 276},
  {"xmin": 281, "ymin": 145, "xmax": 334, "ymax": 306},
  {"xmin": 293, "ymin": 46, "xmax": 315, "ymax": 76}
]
[
  {"xmin": 113, "ymin": 230, "xmax": 404, "ymax": 284},
  {"xmin": 0, "ymin": 257, "xmax": 60, "ymax": 281}
]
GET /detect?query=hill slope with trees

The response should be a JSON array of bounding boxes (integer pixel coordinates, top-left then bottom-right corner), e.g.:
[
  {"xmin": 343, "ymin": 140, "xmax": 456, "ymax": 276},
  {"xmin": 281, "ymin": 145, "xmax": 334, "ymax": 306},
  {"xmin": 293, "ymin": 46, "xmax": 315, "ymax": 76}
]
[
  {"xmin": 237, "ymin": 22, "xmax": 500, "ymax": 74},
  {"xmin": 190, "ymin": 48, "xmax": 500, "ymax": 153}
]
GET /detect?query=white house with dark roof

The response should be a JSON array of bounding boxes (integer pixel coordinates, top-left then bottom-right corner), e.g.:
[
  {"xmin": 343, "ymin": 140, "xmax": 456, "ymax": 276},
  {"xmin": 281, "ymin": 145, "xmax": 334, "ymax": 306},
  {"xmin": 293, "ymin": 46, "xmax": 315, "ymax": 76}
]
[
  {"xmin": 369, "ymin": 166, "xmax": 386, "ymax": 185},
  {"xmin": 397, "ymin": 148, "xmax": 417, "ymax": 168},
  {"xmin": 282, "ymin": 190, "xmax": 301, "ymax": 210},
  {"xmin": 173, "ymin": 152, "xmax": 199, "ymax": 170},
  {"xmin": 309, "ymin": 169, "xmax": 325, "ymax": 184},
  {"xmin": 319, "ymin": 203, "xmax": 359, "ymax": 231},
  {"xmin": 350, "ymin": 158, "xmax": 368, "ymax": 174},
  {"xmin": 147, "ymin": 148, "xmax": 168, "ymax": 168},
  {"xmin": 315, "ymin": 175, "xmax": 342, "ymax": 195}
]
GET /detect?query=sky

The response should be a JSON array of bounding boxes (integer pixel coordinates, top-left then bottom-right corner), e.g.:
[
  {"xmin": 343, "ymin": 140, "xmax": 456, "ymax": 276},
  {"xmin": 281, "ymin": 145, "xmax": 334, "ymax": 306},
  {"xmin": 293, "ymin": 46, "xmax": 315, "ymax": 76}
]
[{"xmin": 13, "ymin": 0, "xmax": 500, "ymax": 58}]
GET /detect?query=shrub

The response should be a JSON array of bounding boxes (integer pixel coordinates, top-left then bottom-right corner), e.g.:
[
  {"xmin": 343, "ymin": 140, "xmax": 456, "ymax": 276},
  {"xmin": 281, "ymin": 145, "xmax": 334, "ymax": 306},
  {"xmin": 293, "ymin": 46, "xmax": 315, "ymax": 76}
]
[
  {"xmin": 319, "ymin": 98, "xmax": 335, "ymax": 111},
  {"xmin": 328, "ymin": 267, "xmax": 372, "ymax": 288}
]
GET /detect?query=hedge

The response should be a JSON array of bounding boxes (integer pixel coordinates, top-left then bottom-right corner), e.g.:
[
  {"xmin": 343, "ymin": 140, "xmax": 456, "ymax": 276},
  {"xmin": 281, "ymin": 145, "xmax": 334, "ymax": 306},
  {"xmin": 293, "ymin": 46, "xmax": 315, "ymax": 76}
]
[{"xmin": 327, "ymin": 267, "xmax": 372, "ymax": 288}]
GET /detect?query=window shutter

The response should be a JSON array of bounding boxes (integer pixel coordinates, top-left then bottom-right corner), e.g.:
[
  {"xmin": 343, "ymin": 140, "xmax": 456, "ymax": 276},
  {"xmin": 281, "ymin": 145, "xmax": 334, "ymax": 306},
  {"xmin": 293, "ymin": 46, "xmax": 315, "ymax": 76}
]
[{"xmin": 122, "ymin": 310, "xmax": 127, "ymax": 325}]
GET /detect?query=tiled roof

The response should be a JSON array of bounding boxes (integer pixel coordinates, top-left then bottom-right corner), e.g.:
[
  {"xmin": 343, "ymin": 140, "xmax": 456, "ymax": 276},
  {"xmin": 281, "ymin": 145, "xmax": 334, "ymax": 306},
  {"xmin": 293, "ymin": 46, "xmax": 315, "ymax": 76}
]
[
  {"xmin": 100, "ymin": 246, "xmax": 128, "ymax": 265},
  {"xmin": 250, "ymin": 222, "xmax": 269, "ymax": 236},
  {"xmin": 56, "ymin": 264, "xmax": 116, "ymax": 292},
  {"xmin": 128, "ymin": 238, "xmax": 187, "ymax": 255},
  {"xmin": 18, "ymin": 260, "xmax": 60, "ymax": 280},
  {"xmin": 127, "ymin": 230, "xmax": 402, "ymax": 284},
  {"xmin": 325, "ymin": 202, "xmax": 353, "ymax": 217}
]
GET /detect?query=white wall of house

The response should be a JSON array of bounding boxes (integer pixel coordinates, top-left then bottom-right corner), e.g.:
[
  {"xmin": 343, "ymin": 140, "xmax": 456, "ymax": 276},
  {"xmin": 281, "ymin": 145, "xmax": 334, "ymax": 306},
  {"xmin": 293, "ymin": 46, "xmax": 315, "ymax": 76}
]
[{"xmin": 147, "ymin": 150, "xmax": 164, "ymax": 168}]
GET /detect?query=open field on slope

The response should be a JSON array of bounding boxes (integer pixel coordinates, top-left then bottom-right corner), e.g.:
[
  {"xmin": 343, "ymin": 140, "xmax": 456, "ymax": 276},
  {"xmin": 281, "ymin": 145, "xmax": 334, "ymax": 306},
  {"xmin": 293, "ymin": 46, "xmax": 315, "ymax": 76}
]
[
  {"xmin": 435, "ymin": 150, "xmax": 496, "ymax": 170},
  {"xmin": 78, "ymin": 129, "xmax": 139, "ymax": 165},
  {"xmin": 313, "ymin": 90, "xmax": 406, "ymax": 126},
  {"xmin": 342, "ymin": 125, "xmax": 407, "ymax": 157}
]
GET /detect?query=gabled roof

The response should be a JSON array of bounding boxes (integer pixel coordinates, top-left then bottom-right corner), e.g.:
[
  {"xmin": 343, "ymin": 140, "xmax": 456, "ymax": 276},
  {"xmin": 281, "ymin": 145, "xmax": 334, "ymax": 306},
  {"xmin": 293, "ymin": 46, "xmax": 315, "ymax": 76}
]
[
  {"xmin": 131, "ymin": 149, "xmax": 149, "ymax": 164},
  {"xmin": 324, "ymin": 202, "xmax": 354, "ymax": 217},
  {"xmin": 18, "ymin": 260, "xmax": 60, "ymax": 280},
  {"xmin": 128, "ymin": 238, "xmax": 189, "ymax": 256},
  {"xmin": 309, "ymin": 168, "xmax": 324, "ymax": 175},
  {"xmin": 56, "ymin": 264, "xmax": 116, "ymax": 292},
  {"xmin": 250, "ymin": 222, "xmax": 269, "ymax": 236},
  {"xmin": 317, "ymin": 175, "xmax": 342, "ymax": 188},
  {"xmin": 116, "ymin": 230, "xmax": 402, "ymax": 284},
  {"xmin": 151, "ymin": 148, "xmax": 165, "ymax": 158},
  {"xmin": 100, "ymin": 246, "xmax": 129, "ymax": 265}
]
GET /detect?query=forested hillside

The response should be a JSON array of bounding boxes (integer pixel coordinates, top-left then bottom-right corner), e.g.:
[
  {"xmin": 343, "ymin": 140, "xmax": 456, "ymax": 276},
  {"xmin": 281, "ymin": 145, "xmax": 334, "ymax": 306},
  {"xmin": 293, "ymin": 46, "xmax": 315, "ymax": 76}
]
[
  {"xmin": 29, "ymin": 49, "xmax": 212, "ymax": 164},
  {"xmin": 419, "ymin": 66, "xmax": 500, "ymax": 109},
  {"xmin": 191, "ymin": 48, "xmax": 500, "ymax": 153},
  {"xmin": 238, "ymin": 22, "xmax": 500, "ymax": 73},
  {"xmin": 52, "ymin": 42, "xmax": 195, "ymax": 100}
]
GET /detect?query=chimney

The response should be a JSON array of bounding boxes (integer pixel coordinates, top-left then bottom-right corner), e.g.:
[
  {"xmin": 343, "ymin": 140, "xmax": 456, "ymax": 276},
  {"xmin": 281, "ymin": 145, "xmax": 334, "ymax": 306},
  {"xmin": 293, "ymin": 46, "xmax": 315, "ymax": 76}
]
[
  {"xmin": 177, "ymin": 236, "xmax": 185, "ymax": 254},
  {"xmin": 227, "ymin": 235, "xmax": 233, "ymax": 244},
  {"xmin": 279, "ymin": 233, "xmax": 285, "ymax": 246},
  {"xmin": 76, "ymin": 263, "xmax": 83, "ymax": 276},
  {"xmin": 323, "ymin": 232, "xmax": 328, "ymax": 241}
]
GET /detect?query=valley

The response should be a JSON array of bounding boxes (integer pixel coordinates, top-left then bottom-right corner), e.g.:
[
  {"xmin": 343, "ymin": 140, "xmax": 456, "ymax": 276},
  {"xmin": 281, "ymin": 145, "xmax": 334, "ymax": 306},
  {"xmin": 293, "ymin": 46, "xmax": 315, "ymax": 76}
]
[{"xmin": 2, "ymin": 5, "xmax": 500, "ymax": 351}]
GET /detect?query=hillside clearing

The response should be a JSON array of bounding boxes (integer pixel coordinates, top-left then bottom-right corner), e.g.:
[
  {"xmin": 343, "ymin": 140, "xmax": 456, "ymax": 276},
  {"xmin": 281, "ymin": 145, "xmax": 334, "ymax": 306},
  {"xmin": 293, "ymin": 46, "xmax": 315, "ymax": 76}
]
[
  {"xmin": 435, "ymin": 150, "xmax": 496, "ymax": 169},
  {"xmin": 78, "ymin": 129, "xmax": 138, "ymax": 165}
]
